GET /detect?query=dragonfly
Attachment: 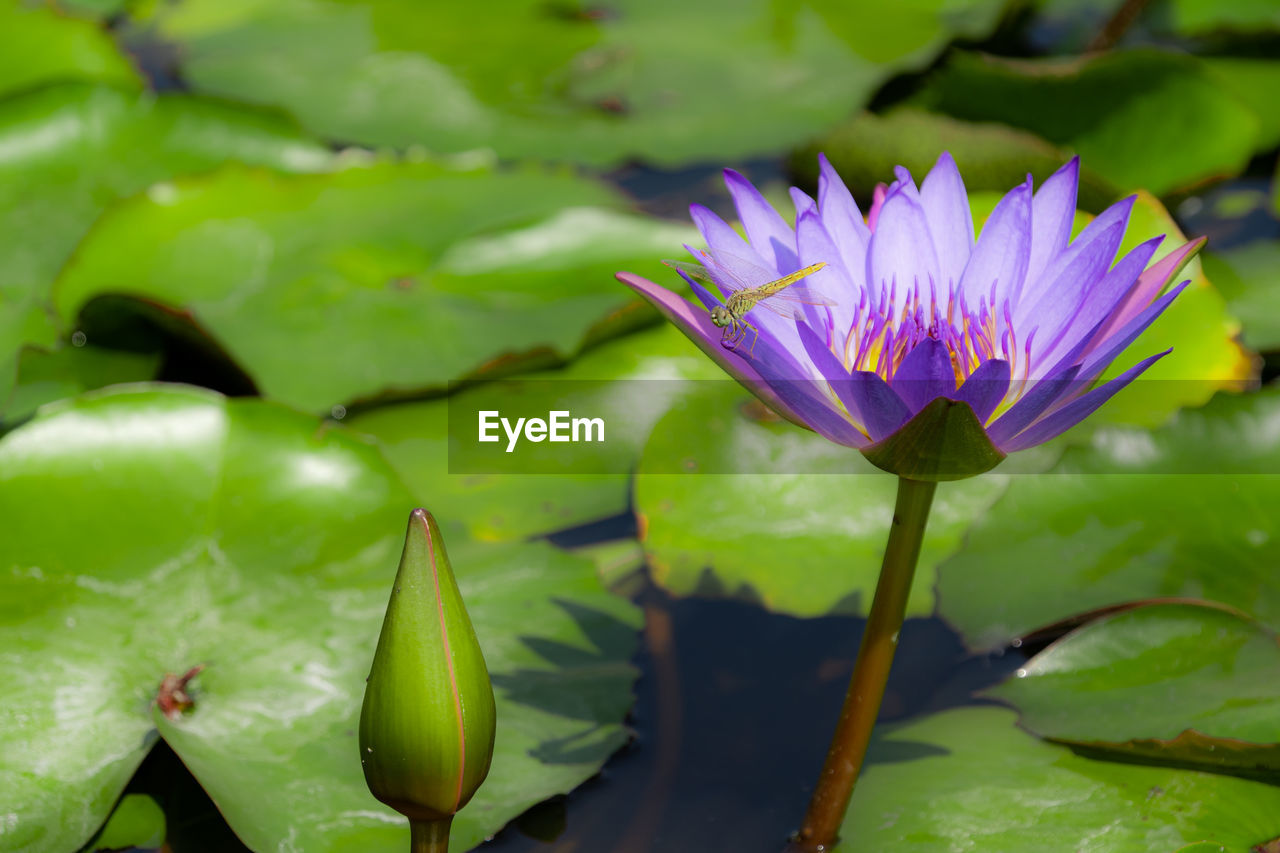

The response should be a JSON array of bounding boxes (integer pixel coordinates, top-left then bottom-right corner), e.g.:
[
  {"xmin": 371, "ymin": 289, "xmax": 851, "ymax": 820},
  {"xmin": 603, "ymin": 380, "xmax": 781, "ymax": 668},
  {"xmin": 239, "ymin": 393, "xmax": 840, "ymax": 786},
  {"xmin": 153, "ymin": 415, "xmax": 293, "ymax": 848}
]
[{"xmin": 665, "ymin": 248, "xmax": 832, "ymax": 354}]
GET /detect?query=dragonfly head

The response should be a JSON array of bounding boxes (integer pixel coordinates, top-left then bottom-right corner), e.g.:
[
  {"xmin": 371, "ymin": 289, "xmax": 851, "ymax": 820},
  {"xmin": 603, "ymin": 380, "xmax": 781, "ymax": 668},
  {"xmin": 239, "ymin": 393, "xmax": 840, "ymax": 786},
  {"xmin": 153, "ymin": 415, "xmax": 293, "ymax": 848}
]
[{"xmin": 710, "ymin": 305, "xmax": 731, "ymax": 327}]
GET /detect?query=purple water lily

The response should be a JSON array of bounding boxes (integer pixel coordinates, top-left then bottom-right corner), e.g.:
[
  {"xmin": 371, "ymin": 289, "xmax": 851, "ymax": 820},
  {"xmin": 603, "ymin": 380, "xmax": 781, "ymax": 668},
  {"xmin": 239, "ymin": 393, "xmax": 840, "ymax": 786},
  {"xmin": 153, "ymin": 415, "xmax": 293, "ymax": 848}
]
[{"xmin": 617, "ymin": 153, "xmax": 1201, "ymax": 476}]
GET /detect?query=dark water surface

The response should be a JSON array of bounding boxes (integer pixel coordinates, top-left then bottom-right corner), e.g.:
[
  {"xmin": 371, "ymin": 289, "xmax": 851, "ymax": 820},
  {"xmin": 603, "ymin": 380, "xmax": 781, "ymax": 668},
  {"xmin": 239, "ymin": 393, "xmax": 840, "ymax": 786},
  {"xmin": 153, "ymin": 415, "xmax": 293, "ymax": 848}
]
[{"xmin": 482, "ymin": 583, "xmax": 1021, "ymax": 853}]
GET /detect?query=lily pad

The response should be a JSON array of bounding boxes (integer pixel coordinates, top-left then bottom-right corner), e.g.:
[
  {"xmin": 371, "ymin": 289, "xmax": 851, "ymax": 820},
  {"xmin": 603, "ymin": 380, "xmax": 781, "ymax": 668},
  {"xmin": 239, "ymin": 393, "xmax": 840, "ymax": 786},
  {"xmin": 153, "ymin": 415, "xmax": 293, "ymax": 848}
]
[
  {"xmin": 632, "ymin": 381, "xmax": 1021, "ymax": 618},
  {"xmin": 0, "ymin": 384, "xmax": 640, "ymax": 853},
  {"xmin": 842, "ymin": 706, "xmax": 1280, "ymax": 851},
  {"xmin": 1202, "ymin": 241, "xmax": 1280, "ymax": 352},
  {"xmin": 121, "ymin": 0, "xmax": 1007, "ymax": 166},
  {"xmin": 1200, "ymin": 58, "xmax": 1280, "ymax": 153},
  {"xmin": 0, "ymin": 2, "xmax": 139, "ymax": 99},
  {"xmin": 54, "ymin": 160, "xmax": 692, "ymax": 412},
  {"xmin": 348, "ymin": 323, "xmax": 717, "ymax": 543},
  {"xmin": 84, "ymin": 794, "xmax": 166, "ymax": 852},
  {"xmin": 988, "ymin": 602, "xmax": 1280, "ymax": 778},
  {"xmin": 0, "ymin": 83, "xmax": 333, "ymax": 410},
  {"xmin": 914, "ymin": 49, "xmax": 1261, "ymax": 196},
  {"xmin": 937, "ymin": 387, "xmax": 1280, "ymax": 651},
  {"xmin": 1, "ymin": 344, "xmax": 159, "ymax": 425},
  {"xmin": 1166, "ymin": 0, "xmax": 1280, "ymax": 35}
]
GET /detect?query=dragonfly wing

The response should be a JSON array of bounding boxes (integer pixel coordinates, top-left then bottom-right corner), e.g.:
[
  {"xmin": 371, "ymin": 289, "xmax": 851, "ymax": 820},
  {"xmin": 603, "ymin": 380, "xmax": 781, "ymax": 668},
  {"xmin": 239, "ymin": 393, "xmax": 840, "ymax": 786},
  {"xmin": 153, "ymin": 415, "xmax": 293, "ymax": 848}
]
[
  {"xmin": 663, "ymin": 259, "xmax": 716, "ymax": 289},
  {"xmin": 703, "ymin": 249, "xmax": 836, "ymax": 306},
  {"xmin": 694, "ymin": 247, "xmax": 780, "ymax": 294}
]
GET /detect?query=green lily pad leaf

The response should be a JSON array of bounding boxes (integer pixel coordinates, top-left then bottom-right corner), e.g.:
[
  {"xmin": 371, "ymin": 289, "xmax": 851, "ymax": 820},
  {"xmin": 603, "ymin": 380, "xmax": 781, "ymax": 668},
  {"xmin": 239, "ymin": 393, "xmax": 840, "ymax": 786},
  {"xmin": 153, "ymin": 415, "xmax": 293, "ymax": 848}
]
[
  {"xmin": 988, "ymin": 602, "xmax": 1280, "ymax": 778},
  {"xmin": 789, "ymin": 108, "xmax": 1121, "ymax": 213},
  {"xmin": 1200, "ymin": 59, "xmax": 1280, "ymax": 152},
  {"xmin": 633, "ymin": 381, "xmax": 1023, "ymax": 617},
  {"xmin": 121, "ymin": 0, "xmax": 1007, "ymax": 166},
  {"xmin": 53, "ymin": 0, "xmax": 128, "ymax": 17},
  {"xmin": 1166, "ymin": 0, "xmax": 1280, "ymax": 35},
  {"xmin": 0, "ymin": 288, "xmax": 59, "ymax": 423},
  {"xmin": 842, "ymin": 706, "xmax": 1280, "ymax": 851},
  {"xmin": 570, "ymin": 538, "xmax": 647, "ymax": 592},
  {"xmin": 0, "ymin": 384, "xmax": 640, "ymax": 853},
  {"xmin": 55, "ymin": 160, "xmax": 693, "ymax": 412},
  {"xmin": 349, "ymin": 323, "xmax": 718, "ymax": 543},
  {"xmin": 1202, "ymin": 241, "xmax": 1280, "ymax": 353},
  {"xmin": 2, "ymin": 344, "xmax": 160, "ymax": 425},
  {"xmin": 0, "ymin": 2, "xmax": 139, "ymax": 99},
  {"xmin": 0, "ymin": 83, "xmax": 333, "ymax": 409},
  {"xmin": 937, "ymin": 387, "xmax": 1280, "ymax": 651},
  {"xmin": 914, "ymin": 49, "xmax": 1260, "ymax": 196},
  {"xmin": 85, "ymin": 794, "xmax": 166, "ymax": 852}
]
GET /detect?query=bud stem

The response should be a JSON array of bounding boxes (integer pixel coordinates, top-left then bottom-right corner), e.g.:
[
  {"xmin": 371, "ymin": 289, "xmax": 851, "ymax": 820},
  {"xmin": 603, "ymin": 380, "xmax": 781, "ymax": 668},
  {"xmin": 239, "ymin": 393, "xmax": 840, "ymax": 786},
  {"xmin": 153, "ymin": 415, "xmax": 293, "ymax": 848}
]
[
  {"xmin": 410, "ymin": 817, "xmax": 452, "ymax": 853},
  {"xmin": 787, "ymin": 476, "xmax": 938, "ymax": 852}
]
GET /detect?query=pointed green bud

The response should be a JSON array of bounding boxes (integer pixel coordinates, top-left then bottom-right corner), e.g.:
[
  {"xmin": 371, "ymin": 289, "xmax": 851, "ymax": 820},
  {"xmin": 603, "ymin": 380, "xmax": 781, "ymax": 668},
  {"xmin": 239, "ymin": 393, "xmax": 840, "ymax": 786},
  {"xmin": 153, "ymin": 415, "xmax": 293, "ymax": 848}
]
[{"xmin": 360, "ymin": 509, "xmax": 497, "ymax": 828}]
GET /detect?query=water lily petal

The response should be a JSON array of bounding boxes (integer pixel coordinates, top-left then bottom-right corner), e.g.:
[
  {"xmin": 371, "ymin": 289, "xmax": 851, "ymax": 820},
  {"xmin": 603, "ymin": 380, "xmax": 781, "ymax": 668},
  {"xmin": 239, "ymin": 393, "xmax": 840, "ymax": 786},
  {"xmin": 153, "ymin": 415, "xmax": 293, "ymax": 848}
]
[
  {"xmin": 954, "ymin": 358, "xmax": 1011, "ymax": 424},
  {"xmin": 1026, "ymin": 156, "xmax": 1079, "ymax": 288},
  {"xmin": 797, "ymin": 317, "xmax": 867, "ymax": 430},
  {"xmin": 1022, "ymin": 219, "xmax": 1128, "ymax": 368},
  {"xmin": 1093, "ymin": 237, "xmax": 1205, "ymax": 344},
  {"xmin": 1077, "ymin": 281, "xmax": 1189, "ymax": 382},
  {"xmin": 790, "ymin": 187, "xmax": 818, "ymax": 219},
  {"xmin": 986, "ymin": 364, "xmax": 1082, "ymax": 448},
  {"xmin": 751, "ymin": 348, "xmax": 868, "ymax": 448},
  {"xmin": 893, "ymin": 338, "xmax": 957, "ymax": 414},
  {"xmin": 959, "ymin": 178, "xmax": 1031, "ymax": 307},
  {"xmin": 817, "ymin": 153, "xmax": 870, "ymax": 280},
  {"xmin": 796, "ymin": 208, "xmax": 857, "ymax": 339},
  {"xmin": 892, "ymin": 166, "xmax": 922, "ymax": 203},
  {"xmin": 920, "ymin": 152, "xmax": 974, "ymax": 289},
  {"xmin": 866, "ymin": 187, "xmax": 940, "ymax": 296},
  {"xmin": 1002, "ymin": 350, "xmax": 1170, "ymax": 451},
  {"xmin": 1037, "ymin": 235, "xmax": 1163, "ymax": 368},
  {"xmin": 690, "ymin": 203, "xmax": 758, "ymax": 263},
  {"xmin": 1019, "ymin": 195, "xmax": 1135, "ymax": 316},
  {"xmin": 849, "ymin": 371, "xmax": 912, "ymax": 441},
  {"xmin": 724, "ymin": 168, "xmax": 798, "ymax": 273}
]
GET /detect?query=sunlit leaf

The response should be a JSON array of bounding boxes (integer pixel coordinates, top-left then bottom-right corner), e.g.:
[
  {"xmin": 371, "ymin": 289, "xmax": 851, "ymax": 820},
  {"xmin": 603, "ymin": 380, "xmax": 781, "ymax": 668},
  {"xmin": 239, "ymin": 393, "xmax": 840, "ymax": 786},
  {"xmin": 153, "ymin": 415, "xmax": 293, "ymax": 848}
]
[
  {"xmin": 0, "ymin": 2, "xmax": 139, "ymax": 99},
  {"xmin": 54, "ymin": 161, "xmax": 692, "ymax": 412},
  {"xmin": 937, "ymin": 388, "xmax": 1280, "ymax": 650},
  {"xmin": 83, "ymin": 794, "xmax": 165, "ymax": 852},
  {"xmin": 120, "ymin": 0, "xmax": 1009, "ymax": 166},
  {"xmin": 841, "ymin": 706, "xmax": 1280, "ymax": 851},
  {"xmin": 914, "ymin": 50, "xmax": 1260, "ymax": 195},
  {"xmin": 0, "ymin": 385, "xmax": 639, "ymax": 853},
  {"xmin": 1, "ymin": 344, "xmax": 159, "ymax": 426},
  {"xmin": 988, "ymin": 603, "xmax": 1280, "ymax": 777},
  {"xmin": 0, "ymin": 83, "xmax": 333, "ymax": 413},
  {"xmin": 349, "ymin": 324, "xmax": 716, "ymax": 543},
  {"xmin": 1202, "ymin": 240, "xmax": 1280, "ymax": 352},
  {"xmin": 632, "ymin": 381, "xmax": 1024, "ymax": 617}
]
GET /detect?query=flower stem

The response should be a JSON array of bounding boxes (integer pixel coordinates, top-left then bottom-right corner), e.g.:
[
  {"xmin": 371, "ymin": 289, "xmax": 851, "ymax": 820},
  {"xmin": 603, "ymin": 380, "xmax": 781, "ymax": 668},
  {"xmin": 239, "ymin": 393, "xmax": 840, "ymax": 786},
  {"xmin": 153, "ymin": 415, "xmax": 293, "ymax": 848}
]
[
  {"xmin": 788, "ymin": 476, "xmax": 938, "ymax": 852},
  {"xmin": 410, "ymin": 817, "xmax": 452, "ymax": 853}
]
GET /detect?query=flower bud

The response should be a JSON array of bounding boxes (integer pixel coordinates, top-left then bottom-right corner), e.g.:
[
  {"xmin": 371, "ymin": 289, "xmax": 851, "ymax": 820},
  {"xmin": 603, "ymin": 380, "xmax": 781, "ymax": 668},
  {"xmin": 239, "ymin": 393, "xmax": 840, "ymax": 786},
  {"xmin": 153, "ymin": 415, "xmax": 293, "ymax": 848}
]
[{"xmin": 360, "ymin": 509, "xmax": 497, "ymax": 825}]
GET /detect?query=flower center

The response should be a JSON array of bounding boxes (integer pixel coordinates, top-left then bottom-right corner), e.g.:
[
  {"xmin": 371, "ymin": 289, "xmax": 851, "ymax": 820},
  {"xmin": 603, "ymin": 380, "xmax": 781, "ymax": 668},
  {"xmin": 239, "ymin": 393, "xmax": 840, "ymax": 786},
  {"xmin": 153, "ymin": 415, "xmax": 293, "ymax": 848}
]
[{"xmin": 838, "ymin": 278, "xmax": 1033, "ymax": 385}]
